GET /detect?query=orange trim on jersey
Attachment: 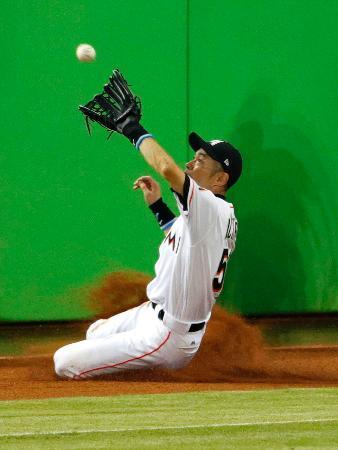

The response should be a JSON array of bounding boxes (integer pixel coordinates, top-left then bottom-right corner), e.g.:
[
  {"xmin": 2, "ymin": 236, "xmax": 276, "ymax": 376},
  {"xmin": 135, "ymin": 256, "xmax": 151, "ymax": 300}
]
[{"xmin": 76, "ymin": 331, "xmax": 172, "ymax": 378}]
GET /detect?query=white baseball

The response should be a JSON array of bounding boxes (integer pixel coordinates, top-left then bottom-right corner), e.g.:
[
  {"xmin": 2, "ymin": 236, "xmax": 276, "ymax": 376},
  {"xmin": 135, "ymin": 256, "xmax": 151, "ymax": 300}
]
[{"xmin": 76, "ymin": 44, "xmax": 96, "ymax": 62}]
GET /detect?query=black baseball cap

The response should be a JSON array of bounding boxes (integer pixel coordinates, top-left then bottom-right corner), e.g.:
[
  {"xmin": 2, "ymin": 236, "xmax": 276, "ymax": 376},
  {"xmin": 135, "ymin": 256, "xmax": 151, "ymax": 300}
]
[{"xmin": 188, "ymin": 132, "xmax": 242, "ymax": 188}]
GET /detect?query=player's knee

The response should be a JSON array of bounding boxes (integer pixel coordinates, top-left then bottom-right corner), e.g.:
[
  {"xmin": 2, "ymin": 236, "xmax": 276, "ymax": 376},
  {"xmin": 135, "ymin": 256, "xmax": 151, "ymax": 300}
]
[
  {"xmin": 86, "ymin": 319, "xmax": 106, "ymax": 340},
  {"xmin": 53, "ymin": 347, "xmax": 70, "ymax": 378},
  {"xmin": 54, "ymin": 347, "xmax": 80, "ymax": 380}
]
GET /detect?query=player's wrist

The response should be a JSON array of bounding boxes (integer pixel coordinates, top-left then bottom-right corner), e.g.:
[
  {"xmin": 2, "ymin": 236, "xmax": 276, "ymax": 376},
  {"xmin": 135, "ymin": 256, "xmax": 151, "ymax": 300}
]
[
  {"xmin": 120, "ymin": 121, "xmax": 153, "ymax": 150},
  {"xmin": 149, "ymin": 198, "xmax": 176, "ymax": 231}
]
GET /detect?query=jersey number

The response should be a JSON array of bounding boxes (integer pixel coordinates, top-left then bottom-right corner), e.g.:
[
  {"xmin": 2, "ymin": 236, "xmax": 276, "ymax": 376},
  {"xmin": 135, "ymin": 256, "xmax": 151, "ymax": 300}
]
[{"xmin": 212, "ymin": 248, "xmax": 229, "ymax": 296}]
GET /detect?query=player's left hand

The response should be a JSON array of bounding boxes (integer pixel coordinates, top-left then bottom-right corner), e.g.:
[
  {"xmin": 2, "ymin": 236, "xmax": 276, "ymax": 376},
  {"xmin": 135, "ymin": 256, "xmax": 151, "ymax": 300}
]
[
  {"xmin": 133, "ymin": 176, "xmax": 161, "ymax": 205},
  {"xmin": 79, "ymin": 69, "xmax": 141, "ymax": 137}
]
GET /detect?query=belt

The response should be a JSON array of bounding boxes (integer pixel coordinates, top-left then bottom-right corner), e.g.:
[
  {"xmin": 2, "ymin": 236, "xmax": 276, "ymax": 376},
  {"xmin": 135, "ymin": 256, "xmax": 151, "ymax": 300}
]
[{"xmin": 151, "ymin": 302, "xmax": 205, "ymax": 332}]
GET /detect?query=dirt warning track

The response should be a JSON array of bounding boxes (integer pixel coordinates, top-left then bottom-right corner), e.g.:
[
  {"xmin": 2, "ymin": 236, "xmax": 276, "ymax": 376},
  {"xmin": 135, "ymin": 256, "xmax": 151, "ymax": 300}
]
[
  {"xmin": 1, "ymin": 305, "xmax": 338, "ymax": 400},
  {"xmin": 1, "ymin": 272, "xmax": 337, "ymax": 400}
]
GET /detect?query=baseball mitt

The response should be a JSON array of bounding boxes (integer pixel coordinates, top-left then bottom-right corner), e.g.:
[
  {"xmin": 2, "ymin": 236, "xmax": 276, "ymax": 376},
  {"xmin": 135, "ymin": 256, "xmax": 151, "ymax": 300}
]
[{"xmin": 79, "ymin": 69, "xmax": 142, "ymax": 136}]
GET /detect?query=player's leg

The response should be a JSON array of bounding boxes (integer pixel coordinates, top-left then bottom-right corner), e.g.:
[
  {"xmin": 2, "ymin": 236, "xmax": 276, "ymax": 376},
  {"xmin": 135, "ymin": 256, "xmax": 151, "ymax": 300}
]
[
  {"xmin": 86, "ymin": 301, "xmax": 149, "ymax": 340},
  {"xmin": 54, "ymin": 327, "xmax": 206, "ymax": 379},
  {"xmin": 54, "ymin": 302, "xmax": 207, "ymax": 378},
  {"xmin": 54, "ymin": 313, "xmax": 171, "ymax": 379}
]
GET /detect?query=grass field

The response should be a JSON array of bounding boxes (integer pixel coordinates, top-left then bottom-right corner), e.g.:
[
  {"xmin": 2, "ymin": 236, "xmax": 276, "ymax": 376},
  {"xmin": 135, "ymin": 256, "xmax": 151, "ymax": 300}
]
[{"xmin": 1, "ymin": 388, "xmax": 337, "ymax": 449}]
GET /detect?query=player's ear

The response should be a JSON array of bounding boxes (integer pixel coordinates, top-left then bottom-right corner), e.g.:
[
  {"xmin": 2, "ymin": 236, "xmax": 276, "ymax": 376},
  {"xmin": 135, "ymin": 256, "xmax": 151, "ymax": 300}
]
[{"xmin": 215, "ymin": 171, "xmax": 229, "ymax": 188}]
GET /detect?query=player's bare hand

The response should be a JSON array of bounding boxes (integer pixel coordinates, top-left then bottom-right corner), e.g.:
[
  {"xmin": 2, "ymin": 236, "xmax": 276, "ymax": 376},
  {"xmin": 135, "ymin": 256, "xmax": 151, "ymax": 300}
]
[{"xmin": 133, "ymin": 176, "xmax": 162, "ymax": 205}]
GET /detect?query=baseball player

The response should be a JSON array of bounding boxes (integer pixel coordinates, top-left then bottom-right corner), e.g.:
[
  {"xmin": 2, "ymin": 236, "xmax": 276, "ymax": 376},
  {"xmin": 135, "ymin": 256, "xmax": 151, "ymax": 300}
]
[{"xmin": 54, "ymin": 70, "xmax": 242, "ymax": 379}]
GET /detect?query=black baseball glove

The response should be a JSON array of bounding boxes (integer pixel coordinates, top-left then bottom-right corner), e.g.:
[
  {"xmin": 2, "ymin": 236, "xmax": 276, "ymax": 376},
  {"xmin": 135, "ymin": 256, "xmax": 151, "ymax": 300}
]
[{"xmin": 79, "ymin": 69, "xmax": 147, "ymax": 143}]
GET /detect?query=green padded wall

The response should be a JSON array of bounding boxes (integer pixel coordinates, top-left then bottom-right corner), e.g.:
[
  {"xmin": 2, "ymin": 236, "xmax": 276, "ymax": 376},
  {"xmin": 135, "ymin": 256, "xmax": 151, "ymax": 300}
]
[
  {"xmin": 1, "ymin": 0, "xmax": 337, "ymax": 320},
  {"xmin": 1, "ymin": 0, "xmax": 187, "ymax": 320},
  {"xmin": 188, "ymin": 0, "xmax": 338, "ymax": 314}
]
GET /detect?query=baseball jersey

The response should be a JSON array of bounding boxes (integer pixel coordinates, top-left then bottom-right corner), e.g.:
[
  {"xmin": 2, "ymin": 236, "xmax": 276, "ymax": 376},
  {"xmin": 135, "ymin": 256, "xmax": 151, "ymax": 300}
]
[{"xmin": 146, "ymin": 174, "xmax": 238, "ymax": 324}]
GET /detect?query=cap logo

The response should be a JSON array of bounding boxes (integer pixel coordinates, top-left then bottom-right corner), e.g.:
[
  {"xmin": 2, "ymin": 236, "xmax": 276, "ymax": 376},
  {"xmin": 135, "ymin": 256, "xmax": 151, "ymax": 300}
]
[
  {"xmin": 210, "ymin": 140, "xmax": 222, "ymax": 146},
  {"xmin": 224, "ymin": 158, "xmax": 230, "ymax": 166}
]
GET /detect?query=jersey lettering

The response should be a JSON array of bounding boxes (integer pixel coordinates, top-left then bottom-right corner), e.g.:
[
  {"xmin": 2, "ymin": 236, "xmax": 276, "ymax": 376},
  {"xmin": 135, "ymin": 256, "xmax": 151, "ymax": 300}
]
[
  {"xmin": 175, "ymin": 237, "xmax": 181, "ymax": 254},
  {"xmin": 225, "ymin": 217, "xmax": 238, "ymax": 240},
  {"xmin": 164, "ymin": 231, "xmax": 181, "ymax": 254},
  {"xmin": 212, "ymin": 248, "xmax": 229, "ymax": 296}
]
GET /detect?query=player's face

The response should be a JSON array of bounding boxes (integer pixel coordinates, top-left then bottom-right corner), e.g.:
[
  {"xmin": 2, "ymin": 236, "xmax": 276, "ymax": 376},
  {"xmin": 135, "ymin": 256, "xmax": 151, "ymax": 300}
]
[{"xmin": 185, "ymin": 149, "xmax": 221, "ymax": 189}]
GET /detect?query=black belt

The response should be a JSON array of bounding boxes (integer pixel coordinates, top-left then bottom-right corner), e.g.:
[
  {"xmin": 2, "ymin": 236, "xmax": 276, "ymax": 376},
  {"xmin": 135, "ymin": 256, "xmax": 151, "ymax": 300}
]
[{"xmin": 151, "ymin": 302, "xmax": 205, "ymax": 332}]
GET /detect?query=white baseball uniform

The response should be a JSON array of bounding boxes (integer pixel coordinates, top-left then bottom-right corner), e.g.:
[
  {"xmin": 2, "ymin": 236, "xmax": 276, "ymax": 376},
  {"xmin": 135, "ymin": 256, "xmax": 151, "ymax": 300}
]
[{"xmin": 54, "ymin": 175, "xmax": 238, "ymax": 379}]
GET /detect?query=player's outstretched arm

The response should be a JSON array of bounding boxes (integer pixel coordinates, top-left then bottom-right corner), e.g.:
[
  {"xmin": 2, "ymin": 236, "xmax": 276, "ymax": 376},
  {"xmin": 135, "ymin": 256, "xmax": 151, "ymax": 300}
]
[
  {"xmin": 138, "ymin": 138, "xmax": 185, "ymax": 195},
  {"xmin": 79, "ymin": 69, "xmax": 185, "ymax": 194}
]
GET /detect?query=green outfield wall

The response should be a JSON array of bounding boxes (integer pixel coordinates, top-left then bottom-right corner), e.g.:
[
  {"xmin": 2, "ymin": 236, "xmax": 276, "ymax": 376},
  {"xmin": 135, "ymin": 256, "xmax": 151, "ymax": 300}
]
[{"xmin": 1, "ymin": 0, "xmax": 337, "ymax": 320}]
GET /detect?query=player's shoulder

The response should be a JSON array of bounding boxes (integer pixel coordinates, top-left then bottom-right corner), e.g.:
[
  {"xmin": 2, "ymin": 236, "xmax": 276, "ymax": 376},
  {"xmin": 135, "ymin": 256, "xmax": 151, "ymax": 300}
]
[
  {"xmin": 224, "ymin": 199, "xmax": 235, "ymax": 210},
  {"xmin": 190, "ymin": 177, "xmax": 236, "ymax": 214},
  {"xmin": 218, "ymin": 198, "xmax": 236, "ymax": 217}
]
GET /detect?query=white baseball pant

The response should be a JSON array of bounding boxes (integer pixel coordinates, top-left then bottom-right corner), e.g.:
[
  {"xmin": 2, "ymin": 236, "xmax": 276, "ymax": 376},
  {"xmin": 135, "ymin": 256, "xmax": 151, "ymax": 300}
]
[{"xmin": 54, "ymin": 301, "xmax": 205, "ymax": 379}]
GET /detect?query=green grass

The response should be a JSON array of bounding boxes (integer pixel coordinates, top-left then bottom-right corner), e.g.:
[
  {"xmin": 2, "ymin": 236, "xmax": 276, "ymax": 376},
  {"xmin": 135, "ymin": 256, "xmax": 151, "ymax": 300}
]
[{"xmin": 1, "ymin": 388, "xmax": 337, "ymax": 449}]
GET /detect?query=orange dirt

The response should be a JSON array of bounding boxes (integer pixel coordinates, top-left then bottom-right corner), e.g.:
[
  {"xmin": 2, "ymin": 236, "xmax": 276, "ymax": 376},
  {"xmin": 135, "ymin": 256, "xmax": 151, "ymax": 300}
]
[{"xmin": 1, "ymin": 271, "xmax": 337, "ymax": 400}]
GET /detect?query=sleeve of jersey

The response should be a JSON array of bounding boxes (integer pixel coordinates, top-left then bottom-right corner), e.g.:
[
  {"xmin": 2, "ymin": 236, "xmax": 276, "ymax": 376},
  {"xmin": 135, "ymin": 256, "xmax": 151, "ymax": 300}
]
[{"xmin": 172, "ymin": 175, "xmax": 217, "ymax": 242}]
